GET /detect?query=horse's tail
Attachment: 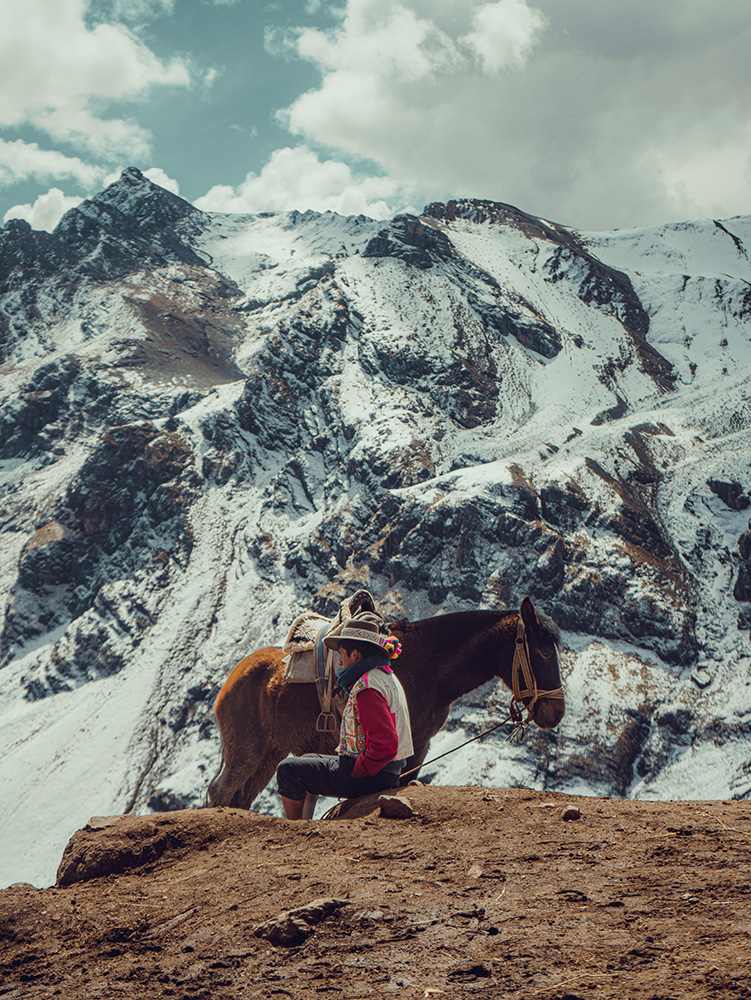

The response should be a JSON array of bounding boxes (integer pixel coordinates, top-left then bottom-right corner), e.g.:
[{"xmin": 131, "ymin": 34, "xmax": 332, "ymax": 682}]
[{"xmin": 204, "ymin": 736, "xmax": 225, "ymax": 808}]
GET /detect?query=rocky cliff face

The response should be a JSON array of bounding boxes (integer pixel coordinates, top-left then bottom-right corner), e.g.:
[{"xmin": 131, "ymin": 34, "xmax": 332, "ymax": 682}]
[{"xmin": 2, "ymin": 169, "xmax": 751, "ymax": 887}]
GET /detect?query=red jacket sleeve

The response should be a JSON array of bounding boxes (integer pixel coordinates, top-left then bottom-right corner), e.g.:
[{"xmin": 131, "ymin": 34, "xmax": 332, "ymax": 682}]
[{"xmin": 352, "ymin": 688, "xmax": 399, "ymax": 778}]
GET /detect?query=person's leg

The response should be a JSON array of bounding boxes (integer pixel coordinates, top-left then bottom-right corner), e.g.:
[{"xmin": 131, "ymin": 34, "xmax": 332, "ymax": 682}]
[
  {"xmin": 334, "ymin": 762, "xmax": 403, "ymax": 800},
  {"xmin": 302, "ymin": 794, "xmax": 319, "ymax": 819},
  {"xmin": 281, "ymin": 795, "xmax": 304, "ymax": 820},
  {"xmin": 276, "ymin": 755, "xmax": 338, "ymax": 820},
  {"xmin": 276, "ymin": 754, "xmax": 402, "ymax": 819}
]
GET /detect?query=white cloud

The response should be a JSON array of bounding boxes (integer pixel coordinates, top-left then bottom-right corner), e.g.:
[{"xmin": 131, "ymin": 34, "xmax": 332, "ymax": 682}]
[
  {"xmin": 274, "ymin": 0, "xmax": 751, "ymax": 228},
  {"xmin": 0, "ymin": 0, "xmax": 190, "ymax": 159},
  {"xmin": 4, "ymin": 188, "xmax": 84, "ymax": 232},
  {"xmin": 639, "ymin": 127, "xmax": 751, "ymax": 225},
  {"xmin": 0, "ymin": 139, "xmax": 102, "ymax": 187},
  {"xmin": 143, "ymin": 167, "xmax": 180, "ymax": 194},
  {"xmin": 291, "ymin": 0, "xmax": 461, "ymax": 83},
  {"xmin": 278, "ymin": 0, "xmax": 544, "ymax": 186},
  {"xmin": 460, "ymin": 0, "xmax": 547, "ymax": 73},
  {"xmin": 194, "ymin": 145, "xmax": 408, "ymax": 218},
  {"xmin": 31, "ymin": 108, "xmax": 154, "ymax": 160}
]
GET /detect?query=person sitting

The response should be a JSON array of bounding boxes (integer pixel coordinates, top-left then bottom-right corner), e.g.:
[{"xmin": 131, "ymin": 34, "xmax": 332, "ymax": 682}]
[{"xmin": 276, "ymin": 615, "xmax": 414, "ymax": 819}]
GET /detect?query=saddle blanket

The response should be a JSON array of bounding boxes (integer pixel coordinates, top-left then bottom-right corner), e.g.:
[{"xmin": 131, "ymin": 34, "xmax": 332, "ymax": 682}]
[{"xmin": 282, "ymin": 589, "xmax": 378, "ymax": 683}]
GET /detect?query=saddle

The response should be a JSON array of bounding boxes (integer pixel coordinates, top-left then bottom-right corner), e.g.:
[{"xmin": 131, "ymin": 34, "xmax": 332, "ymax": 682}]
[{"xmin": 282, "ymin": 590, "xmax": 384, "ymax": 742}]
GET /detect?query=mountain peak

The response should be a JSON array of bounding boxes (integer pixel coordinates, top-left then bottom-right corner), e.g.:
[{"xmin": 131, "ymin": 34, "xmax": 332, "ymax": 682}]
[
  {"xmin": 90, "ymin": 167, "xmax": 197, "ymax": 229},
  {"xmin": 121, "ymin": 165, "xmax": 147, "ymax": 182},
  {"xmin": 51, "ymin": 167, "xmax": 205, "ymax": 276}
]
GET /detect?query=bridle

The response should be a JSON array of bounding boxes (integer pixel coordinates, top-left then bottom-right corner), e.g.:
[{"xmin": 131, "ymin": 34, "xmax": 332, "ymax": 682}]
[{"xmin": 510, "ymin": 614, "xmax": 565, "ymax": 725}]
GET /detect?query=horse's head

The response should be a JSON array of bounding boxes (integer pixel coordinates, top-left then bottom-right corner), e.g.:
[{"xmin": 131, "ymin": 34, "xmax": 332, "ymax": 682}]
[{"xmin": 516, "ymin": 596, "xmax": 565, "ymax": 730}]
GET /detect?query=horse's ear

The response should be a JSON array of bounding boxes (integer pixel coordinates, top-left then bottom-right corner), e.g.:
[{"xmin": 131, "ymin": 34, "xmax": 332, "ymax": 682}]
[{"xmin": 520, "ymin": 596, "xmax": 540, "ymax": 633}]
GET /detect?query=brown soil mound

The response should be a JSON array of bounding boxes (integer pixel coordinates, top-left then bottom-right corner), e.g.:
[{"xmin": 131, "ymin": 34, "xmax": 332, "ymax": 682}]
[{"xmin": 2, "ymin": 785, "xmax": 751, "ymax": 999}]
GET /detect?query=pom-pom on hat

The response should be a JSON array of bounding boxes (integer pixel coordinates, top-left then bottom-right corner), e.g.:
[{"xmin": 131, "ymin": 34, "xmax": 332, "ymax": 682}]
[{"xmin": 324, "ymin": 613, "xmax": 401, "ymax": 659}]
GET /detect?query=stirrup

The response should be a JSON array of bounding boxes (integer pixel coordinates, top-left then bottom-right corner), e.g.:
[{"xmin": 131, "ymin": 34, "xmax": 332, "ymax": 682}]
[{"xmin": 316, "ymin": 711, "xmax": 339, "ymax": 734}]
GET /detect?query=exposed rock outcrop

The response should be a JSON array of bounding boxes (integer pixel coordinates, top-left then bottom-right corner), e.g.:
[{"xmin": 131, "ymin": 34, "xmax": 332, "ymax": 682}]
[{"xmin": 2, "ymin": 171, "xmax": 751, "ymax": 890}]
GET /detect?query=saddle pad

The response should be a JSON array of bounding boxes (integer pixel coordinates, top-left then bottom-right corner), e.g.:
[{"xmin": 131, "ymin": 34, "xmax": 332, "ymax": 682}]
[
  {"xmin": 282, "ymin": 649, "xmax": 317, "ymax": 683},
  {"xmin": 281, "ymin": 589, "xmax": 379, "ymax": 687},
  {"xmin": 283, "ymin": 613, "xmax": 331, "ymax": 655}
]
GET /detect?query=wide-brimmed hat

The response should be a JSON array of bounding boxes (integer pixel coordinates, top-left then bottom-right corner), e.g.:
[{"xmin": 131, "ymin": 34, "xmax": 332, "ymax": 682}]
[{"xmin": 323, "ymin": 613, "xmax": 391, "ymax": 653}]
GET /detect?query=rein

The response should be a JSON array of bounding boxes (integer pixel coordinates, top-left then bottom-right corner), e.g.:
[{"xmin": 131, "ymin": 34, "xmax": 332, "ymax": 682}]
[
  {"xmin": 510, "ymin": 613, "xmax": 564, "ymax": 725},
  {"xmin": 398, "ymin": 712, "xmax": 526, "ymax": 782}
]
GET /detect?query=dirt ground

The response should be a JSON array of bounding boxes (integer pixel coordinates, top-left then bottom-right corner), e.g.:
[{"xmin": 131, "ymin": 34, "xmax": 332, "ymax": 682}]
[{"xmin": 2, "ymin": 784, "xmax": 751, "ymax": 1000}]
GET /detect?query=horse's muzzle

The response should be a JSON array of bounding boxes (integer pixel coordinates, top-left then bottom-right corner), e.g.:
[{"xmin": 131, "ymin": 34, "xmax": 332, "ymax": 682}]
[{"xmin": 533, "ymin": 696, "xmax": 566, "ymax": 729}]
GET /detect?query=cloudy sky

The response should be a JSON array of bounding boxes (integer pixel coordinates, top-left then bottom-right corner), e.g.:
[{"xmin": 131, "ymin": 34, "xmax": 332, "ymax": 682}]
[{"xmin": 2, "ymin": 0, "xmax": 750, "ymax": 232}]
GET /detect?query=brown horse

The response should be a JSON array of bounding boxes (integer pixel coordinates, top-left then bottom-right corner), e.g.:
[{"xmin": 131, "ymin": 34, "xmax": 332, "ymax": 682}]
[{"xmin": 208, "ymin": 597, "xmax": 565, "ymax": 809}]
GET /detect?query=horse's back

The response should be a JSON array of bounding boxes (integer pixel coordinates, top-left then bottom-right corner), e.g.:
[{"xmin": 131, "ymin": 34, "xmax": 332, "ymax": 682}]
[{"xmin": 214, "ymin": 646, "xmax": 284, "ymax": 725}]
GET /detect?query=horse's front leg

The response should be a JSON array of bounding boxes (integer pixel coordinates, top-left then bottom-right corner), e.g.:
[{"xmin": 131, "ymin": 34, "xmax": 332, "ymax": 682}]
[
  {"xmin": 239, "ymin": 750, "xmax": 285, "ymax": 809},
  {"xmin": 208, "ymin": 748, "xmax": 255, "ymax": 807}
]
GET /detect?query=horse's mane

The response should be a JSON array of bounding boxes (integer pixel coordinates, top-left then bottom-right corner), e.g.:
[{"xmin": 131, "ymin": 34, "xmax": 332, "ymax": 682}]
[
  {"xmin": 536, "ymin": 610, "xmax": 561, "ymax": 644},
  {"xmin": 391, "ymin": 607, "xmax": 561, "ymax": 645}
]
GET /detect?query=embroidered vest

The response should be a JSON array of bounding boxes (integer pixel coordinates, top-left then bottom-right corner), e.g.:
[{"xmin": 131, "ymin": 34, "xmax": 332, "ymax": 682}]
[{"xmin": 337, "ymin": 666, "xmax": 414, "ymax": 760}]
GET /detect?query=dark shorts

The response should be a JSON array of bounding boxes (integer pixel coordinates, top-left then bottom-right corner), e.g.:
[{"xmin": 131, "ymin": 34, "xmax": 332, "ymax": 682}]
[{"xmin": 276, "ymin": 754, "xmax": 403, "ymax": 802}]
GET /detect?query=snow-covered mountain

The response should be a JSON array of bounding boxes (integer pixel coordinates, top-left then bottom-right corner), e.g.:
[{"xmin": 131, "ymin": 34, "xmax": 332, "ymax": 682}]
[{"xmin": 2, "ymin": 167, "xmax": 751, "ymax": 888}]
